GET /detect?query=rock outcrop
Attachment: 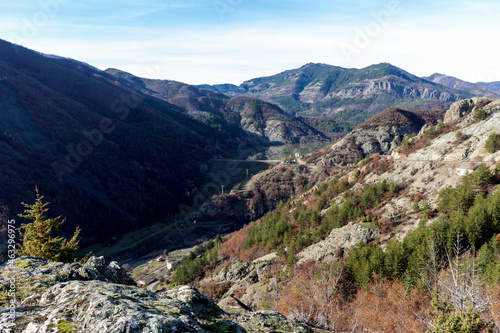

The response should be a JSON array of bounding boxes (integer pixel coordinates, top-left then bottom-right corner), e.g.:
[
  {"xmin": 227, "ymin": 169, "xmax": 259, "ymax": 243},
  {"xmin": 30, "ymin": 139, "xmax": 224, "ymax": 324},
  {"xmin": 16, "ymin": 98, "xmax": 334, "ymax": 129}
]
[
  {"xmin": 443, "ymin": 97, "xmax": 499, "ymax": 124},
  {"xmin": 0, "ymin": 257, "xmax": 312, "ymax": 332},
  {"xmin": 315, "ymin": 107, "xmax": 445, "ymax": 165},
  {"xmin": 297, "ymin": 223, "xmax": 379, "ymax": 264},
  {"xmin": 209, "ymin": 258, "xmax": 279, "ymax": 311}
]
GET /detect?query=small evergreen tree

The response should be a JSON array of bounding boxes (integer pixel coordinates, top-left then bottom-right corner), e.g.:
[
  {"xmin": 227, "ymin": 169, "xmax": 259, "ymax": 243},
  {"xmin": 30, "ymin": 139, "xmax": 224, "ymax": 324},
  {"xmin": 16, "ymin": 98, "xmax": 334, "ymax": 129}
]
[
  {"xmin": 18, "ymin": 188, "xmax": 80, "ymax": 262},
  {"xmin": 485, "ymin": 133, "xmax": 500, "ymax": 153},
  {"xmin": 428, "ymin": 293, "xmax": 493, "ymax": 333}
]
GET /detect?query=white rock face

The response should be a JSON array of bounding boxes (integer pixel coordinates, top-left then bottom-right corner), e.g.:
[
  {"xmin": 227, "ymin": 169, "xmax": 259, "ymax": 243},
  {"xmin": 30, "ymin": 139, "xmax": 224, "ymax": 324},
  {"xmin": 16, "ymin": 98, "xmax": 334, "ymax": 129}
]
[{"xmin": 297, "ymin": 223, "xmax": 378, "ymax": 264}]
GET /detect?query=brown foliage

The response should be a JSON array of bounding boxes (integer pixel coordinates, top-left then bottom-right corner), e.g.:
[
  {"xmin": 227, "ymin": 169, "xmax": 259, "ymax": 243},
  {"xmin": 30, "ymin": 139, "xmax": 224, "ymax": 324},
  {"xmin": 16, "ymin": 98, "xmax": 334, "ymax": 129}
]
[
  {"xmin": 488, "ymin": 285, "xmax": 500, "ymax": 328},
  {"xmin": 197, "ymin": 280, "xmax": 232, "ymax": 301},
  {"xmin": 279, "ymin": 262, "xmax": 432, "ymax": 332},
  {"xmin": 351, "ymin": 279, "xmax": 431, "ymax": 333},
  {"xmin": 278, "ymin": 261, "xmax": 354, "ymax": 330},
  {"xmin": 218, "ymin": 225, "xmax": 259, "ymax": 261},
  {"xmin": 378, "ymin": 216, "xmax": 396, "ymax": 233}
]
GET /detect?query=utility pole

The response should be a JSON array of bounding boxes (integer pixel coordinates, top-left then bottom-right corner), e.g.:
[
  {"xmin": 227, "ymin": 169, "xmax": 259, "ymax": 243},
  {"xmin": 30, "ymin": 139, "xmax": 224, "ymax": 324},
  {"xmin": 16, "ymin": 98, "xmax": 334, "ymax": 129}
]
[
  {"xmin": 246, "ymin": 169, "xmax": 249, "ymax": 178},
  {"xmin": 221, "ymin": 185, "xmax": 224, "ymax": 194}
]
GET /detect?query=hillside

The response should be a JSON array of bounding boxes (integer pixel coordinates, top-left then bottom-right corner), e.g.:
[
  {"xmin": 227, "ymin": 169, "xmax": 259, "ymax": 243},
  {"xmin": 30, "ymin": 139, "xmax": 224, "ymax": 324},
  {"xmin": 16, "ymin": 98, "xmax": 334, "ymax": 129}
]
[
  {"xmin": 141, "ymin": 97, "xmax": 500, "ymax": 332},
  {"xmin": 424, "ymin": 73, "xmax": 500, "ymax": 97},
  {"xmin": 106, "ymin": 69, "xmax": 329, "ymax": 144},
  {"xmin": 202, "ymin": 63, "xmax": 467, "ymax": 122},
  {"xmin": 0, "ymin": 39, "xmax": 264, "ymax": 254},
  {"xmin": 478, "ymin": 81, "xmax": 500, "ymax": 92}
]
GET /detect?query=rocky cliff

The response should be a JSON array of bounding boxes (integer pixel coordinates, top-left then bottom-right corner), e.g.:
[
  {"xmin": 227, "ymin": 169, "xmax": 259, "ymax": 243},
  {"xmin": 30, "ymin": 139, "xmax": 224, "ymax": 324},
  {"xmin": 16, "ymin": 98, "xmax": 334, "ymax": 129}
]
[
  {"xmin": 0, "ymin": 257, "xmax": 312, "ymax": 332},
  {"xmin": 312, "ymin": 107, "xmax": 445, "ymax": 165}
]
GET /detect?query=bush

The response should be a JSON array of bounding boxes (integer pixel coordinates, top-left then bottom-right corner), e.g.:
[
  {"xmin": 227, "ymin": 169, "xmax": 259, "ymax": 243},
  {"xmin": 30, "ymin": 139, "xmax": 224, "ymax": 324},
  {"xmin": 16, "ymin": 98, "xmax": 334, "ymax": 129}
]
[
  {"xmin": 425, "ymin": 125, "xmax": 437, "ymax": 137},
  {"xmin": 485, "ymin": 133, "xmax": 500, "ymax": 153},
  {"xmin": 473, "ymin": 107, "xmax": 487, "ymax": 121}
]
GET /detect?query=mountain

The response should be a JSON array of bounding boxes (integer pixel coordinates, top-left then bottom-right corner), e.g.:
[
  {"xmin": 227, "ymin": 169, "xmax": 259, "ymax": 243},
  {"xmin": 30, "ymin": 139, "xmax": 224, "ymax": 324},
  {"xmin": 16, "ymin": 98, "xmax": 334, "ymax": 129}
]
[
  {"xmin": 201, "ymin": 63, "xmax": 467, "ymax": 122},
  {"xmin": 106, "ymin": 69, "xmax": 329, "ymax": 144},
  {"xmin": 424, "ymin": 73, "xmax": 500, "ymax": 97},
  {"xmin": 0, "ymin": 39, "xmax": 263, "ymax": 252},
  {"xmin": 477, "ymin": 81, "xmax": 500, "ymax": 92},
  {"xmin": 174, "ymin": 97, "xmax": 500, "ymax": 331}
]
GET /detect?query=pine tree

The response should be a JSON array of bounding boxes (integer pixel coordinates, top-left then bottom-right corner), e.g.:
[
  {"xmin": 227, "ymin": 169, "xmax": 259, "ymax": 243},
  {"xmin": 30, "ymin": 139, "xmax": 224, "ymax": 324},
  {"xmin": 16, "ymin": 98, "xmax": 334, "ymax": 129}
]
[{"xmin": 18, "ymin": 188, "xmax": 80, "ymax": 262}]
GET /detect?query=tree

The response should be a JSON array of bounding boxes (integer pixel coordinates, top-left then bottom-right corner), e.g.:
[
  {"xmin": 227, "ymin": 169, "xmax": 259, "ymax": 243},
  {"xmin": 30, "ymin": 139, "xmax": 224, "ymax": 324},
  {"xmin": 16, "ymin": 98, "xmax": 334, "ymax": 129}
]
[
  {"xmin": 429, "ymin": 241, "xmax": 494, "ymax": 333},
  {"xmin": 485, "ymin": 133, "xmax": 500, "ymax": 153},
  {"xmin": 18, "ymin": 188, "xmax": 80, "ymax": 262}
]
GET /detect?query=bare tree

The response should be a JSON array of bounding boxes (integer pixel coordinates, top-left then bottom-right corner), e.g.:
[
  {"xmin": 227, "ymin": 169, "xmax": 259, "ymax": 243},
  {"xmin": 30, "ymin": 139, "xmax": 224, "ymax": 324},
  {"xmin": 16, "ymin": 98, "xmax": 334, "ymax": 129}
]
[{"xmin": 440, "ymin": 240, "xmax": 490, "ymax": 313}]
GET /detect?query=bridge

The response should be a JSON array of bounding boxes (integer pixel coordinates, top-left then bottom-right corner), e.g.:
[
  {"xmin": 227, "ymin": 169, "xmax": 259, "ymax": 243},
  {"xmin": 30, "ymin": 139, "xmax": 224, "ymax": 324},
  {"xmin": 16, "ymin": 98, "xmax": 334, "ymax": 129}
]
[{"xmin": 210, "ymin": 159, "xmax": 282, "ymax": 163}]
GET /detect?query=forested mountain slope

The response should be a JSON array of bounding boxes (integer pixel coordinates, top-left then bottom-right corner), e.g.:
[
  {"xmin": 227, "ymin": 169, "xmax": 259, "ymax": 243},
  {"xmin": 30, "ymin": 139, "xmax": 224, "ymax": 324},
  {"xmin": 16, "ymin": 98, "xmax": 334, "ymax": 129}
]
[
  {"xmin": 161, "ymin": 97, "xmax": 500, "ymax": 332},
  {"xmin": 0, "ymin": 39, "xmax": 259, "ymax": 252}
]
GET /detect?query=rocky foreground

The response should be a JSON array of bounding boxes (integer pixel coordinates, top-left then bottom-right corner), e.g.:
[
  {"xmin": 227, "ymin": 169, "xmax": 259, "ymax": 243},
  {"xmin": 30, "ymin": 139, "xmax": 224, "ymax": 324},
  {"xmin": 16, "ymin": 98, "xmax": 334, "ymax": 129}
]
[{"xmin": 0, "ymin": 257, "xmax": 312, "ymax": 333}]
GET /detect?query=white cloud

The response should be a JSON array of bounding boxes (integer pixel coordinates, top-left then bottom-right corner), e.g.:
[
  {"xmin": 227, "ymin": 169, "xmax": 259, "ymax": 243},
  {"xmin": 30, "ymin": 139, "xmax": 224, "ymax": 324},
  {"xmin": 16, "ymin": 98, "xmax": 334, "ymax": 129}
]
[{"xmin": 2, "ymin": 0, "xmax": 499, "ymax": 85}]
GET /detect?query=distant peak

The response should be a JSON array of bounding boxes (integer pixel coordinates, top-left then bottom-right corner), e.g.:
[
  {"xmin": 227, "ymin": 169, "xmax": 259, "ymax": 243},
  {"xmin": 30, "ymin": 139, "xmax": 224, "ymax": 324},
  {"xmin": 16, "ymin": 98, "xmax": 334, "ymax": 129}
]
[{"xmin": 300, "ymin": 62, "xmax": 333, "ymax": 69}]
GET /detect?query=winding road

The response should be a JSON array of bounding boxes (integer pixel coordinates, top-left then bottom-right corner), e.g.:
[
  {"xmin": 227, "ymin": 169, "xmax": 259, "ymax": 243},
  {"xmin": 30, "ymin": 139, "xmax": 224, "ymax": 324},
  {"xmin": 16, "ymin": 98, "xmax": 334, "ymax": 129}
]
[{"xmin": 147, "ymin": 280, "xmax": 160, "ymax": 292}]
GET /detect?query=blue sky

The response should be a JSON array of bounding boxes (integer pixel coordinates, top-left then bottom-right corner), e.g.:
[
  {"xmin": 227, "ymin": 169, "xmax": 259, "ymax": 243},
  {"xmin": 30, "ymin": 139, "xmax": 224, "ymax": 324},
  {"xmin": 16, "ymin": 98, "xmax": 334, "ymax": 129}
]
[{"xmin": 1, "ymin": 0, "xmax": 499, "ymax": 84}]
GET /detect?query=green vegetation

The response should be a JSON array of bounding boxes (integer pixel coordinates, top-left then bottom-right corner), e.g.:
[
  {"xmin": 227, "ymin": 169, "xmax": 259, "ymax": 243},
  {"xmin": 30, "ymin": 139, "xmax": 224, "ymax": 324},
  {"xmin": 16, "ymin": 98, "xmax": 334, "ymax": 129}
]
[
  {"xmin": 18, "ymin": 189, "xmax": 80, "ymax": 262},
  {"xmin": 347, "ymin": 164, "xmax": 500, "ymax": 288},
  {"xmin": 399, "ymin": 133, "xmax": 416, "ymax": 149},
  {"xmin": 201, "ymin": 322, "xmax": 238, "ymax": 333},
  {"xmin": 429, "ymin": 294, "xmax": 493, "ymax": 333},
  {"xmin": 299, "ymin": 116, "xmax": 356, "ymax": 134},
  {"xmin": 171, "ymin": 235, "xmax": 222, "ymax": 285},
  {"xmin": 473, "ymin": 107, "xmax": 487, "ymax": 121},
  {"xmin": 485, "ymin": 133, "xmax": 500, "ymax": 153},
  {"xmin": 244, "ymin": 179, "xmax": 396, "ymax": 258},
  {"xmin": 55, "ymin": 320, "xmax": 77, "ymax": 333}
]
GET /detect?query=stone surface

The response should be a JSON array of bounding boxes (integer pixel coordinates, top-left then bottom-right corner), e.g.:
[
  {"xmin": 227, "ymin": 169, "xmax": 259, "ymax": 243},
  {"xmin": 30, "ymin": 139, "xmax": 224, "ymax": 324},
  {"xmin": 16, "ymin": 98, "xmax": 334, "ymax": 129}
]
[
  {"xmin": 297, "ymin": 223, "xmax": 379, "ymax": 264},
  {"xmin": 0, "ymin": 256, "xmax": 311, "ymax": 332}
]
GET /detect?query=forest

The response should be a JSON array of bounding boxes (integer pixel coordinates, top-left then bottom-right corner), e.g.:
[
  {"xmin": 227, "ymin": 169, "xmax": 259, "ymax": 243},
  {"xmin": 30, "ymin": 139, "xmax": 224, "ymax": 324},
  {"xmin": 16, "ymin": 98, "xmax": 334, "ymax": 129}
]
[{"xmin": 164, "ymin": 158, "xmax": 500, "ymax": 332}]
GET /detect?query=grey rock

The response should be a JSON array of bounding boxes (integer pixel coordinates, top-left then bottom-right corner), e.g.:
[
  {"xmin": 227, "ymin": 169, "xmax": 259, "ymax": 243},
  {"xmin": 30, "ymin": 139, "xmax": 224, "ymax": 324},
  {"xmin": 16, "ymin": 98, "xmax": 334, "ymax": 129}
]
[
  {"xmin": 0, "ymin": 257, "xmax": 312, "ymax": 332},
  {"xmin": 444, "ymin": 99, "xmax": 473, "ymax": 124},
  {"xmin": 298, "ymin": 223, "xmax": 379, "ymax": 264},
  {"xmin": 2, "ymin": 256, "xmax": 135, "ymax": 287}
]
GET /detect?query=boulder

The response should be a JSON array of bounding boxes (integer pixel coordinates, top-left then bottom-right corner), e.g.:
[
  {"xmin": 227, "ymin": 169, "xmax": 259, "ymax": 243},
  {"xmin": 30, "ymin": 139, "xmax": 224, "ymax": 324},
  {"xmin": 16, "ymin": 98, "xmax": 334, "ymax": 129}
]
[{"xmin": 444, "ymin": 99, "xmax": 473, "ymax": 124}]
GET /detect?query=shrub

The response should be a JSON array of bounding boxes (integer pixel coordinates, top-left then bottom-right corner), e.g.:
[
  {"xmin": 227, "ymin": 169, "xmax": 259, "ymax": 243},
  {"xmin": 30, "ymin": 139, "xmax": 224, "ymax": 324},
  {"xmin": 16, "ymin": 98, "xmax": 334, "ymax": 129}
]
[
  {"xmin": 473, "ymin": 107, "xmax": 487, "ymax": 121},
  {"xmin": 485, "ymin": 133, "xmax": 500, "ymax": 153},
  {"xmin": 425, "ymin": 125, "xmax": 437, "ymax": 137},
  {"xmin": 429, "ymin": 293, "xmax": 493, "ymax": 333},
  {"xmin": 437, "ymin": 120, "xmax": 445, "ymax": 131}
]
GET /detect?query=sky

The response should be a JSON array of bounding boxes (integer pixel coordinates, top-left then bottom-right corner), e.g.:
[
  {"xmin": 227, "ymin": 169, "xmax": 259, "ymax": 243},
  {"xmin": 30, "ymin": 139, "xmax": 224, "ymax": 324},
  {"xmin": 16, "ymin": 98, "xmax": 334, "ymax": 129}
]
[{"xmin": 1, "ymin": 0, "xmax": 499, "ymax": 85}]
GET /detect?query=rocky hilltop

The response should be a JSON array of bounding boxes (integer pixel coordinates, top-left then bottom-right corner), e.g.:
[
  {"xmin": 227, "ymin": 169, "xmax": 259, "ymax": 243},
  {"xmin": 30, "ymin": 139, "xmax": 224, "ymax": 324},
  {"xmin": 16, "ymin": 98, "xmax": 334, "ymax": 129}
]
[
  {"xmin": 0, "ymin": 256, "xmax": 312, "ymax": 332},
  {"xmin": 202, "ymin": 63, "xmax": 471, "ymax": 121},
  {"xmin": 309, "ymin": 107, "xmax": 446, "ymax": 165}
]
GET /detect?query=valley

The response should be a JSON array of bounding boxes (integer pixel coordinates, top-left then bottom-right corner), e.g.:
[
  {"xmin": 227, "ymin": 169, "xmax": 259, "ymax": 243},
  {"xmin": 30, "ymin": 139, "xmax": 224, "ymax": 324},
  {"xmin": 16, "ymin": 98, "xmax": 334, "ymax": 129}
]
[{"xmin": 3, "ymin": 38, "xmax": 500, "ymax": 332}]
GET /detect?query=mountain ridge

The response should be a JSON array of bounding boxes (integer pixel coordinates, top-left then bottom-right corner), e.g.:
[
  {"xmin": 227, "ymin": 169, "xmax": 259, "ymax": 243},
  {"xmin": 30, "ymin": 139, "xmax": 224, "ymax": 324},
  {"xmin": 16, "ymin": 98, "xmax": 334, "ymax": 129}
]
[
  {"xmin": 200, "ymin": 63, "xmax": 498, "ymax": 124},
  {"xmin": 424, "ymin": 72, "xmax": 500, "ymax": 97},
  {"xmin": 0, "ymin": 38, "xmax": 263, "ymax": 253},
  {"xmin": 106, "ymin": 68, "xmax": 330, "ymax": 144}
]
